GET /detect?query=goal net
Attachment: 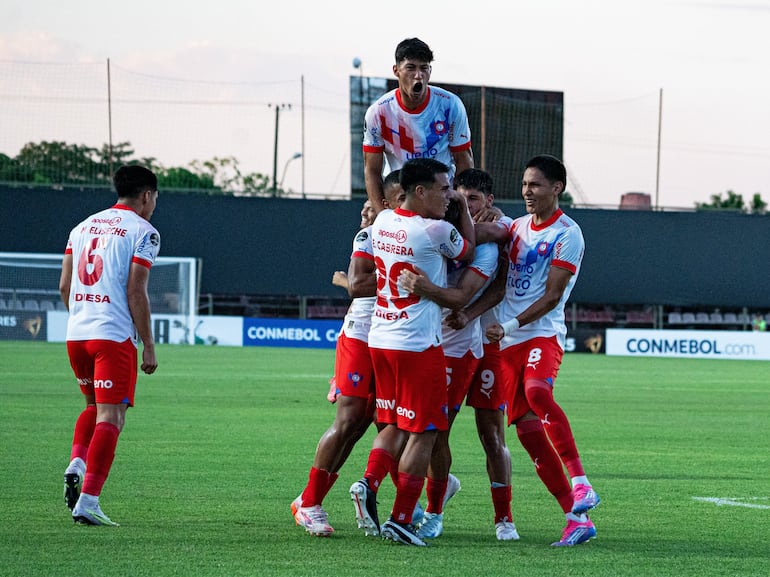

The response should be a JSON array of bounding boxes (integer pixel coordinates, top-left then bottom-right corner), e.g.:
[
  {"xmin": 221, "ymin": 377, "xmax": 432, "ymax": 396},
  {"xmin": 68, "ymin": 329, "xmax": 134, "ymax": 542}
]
[{"xmin": 0, "ymin": 251, "xmax": 199, "ymax": 321}]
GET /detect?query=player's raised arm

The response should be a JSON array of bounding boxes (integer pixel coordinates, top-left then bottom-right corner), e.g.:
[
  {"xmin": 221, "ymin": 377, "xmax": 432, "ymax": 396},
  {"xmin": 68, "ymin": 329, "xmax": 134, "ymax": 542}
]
[{"xmin": 364, "ymin": 151, "xmax": 386, "ymax": 214}]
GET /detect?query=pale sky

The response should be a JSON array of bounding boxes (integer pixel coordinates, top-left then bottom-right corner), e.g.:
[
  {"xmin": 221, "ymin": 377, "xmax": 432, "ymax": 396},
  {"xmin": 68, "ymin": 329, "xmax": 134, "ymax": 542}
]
[{"xmin": 2, "ymin": 0, "xmax": 769, "ymax": 209}]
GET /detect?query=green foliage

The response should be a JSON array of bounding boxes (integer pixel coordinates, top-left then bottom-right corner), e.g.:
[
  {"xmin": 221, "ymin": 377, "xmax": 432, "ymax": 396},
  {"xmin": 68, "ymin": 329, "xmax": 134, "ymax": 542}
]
[
  {"xmin": 158, "ymin": 166, "xmax": 218, "ymax": 191},
  {"xmin": 748, "ymin": 193, "xmax": 767, "ymax": 215},
  {"xmin": 0, "ymin": 152, "xmax": 31, "ymax": 182},
  {"xmin": 695, "ymin": 189, "xmax": 767, "ymax": 214},
  {"xmin": 15, "ymin": 140, "xmax": 109, "ymax": 185},
  {"xmin": 1, "ymin": 342, "xmax": 768, "ymax": 577},
  {"xmin": 0, "ymin": 140, "xmax": 278, "ymax": 195}
]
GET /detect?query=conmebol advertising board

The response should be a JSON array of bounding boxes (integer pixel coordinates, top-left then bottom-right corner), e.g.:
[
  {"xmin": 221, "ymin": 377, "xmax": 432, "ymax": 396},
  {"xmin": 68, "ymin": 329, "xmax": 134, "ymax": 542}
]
[{"xmin": 606, "ymin": 329, "xmax": 770, "ymax": 361}]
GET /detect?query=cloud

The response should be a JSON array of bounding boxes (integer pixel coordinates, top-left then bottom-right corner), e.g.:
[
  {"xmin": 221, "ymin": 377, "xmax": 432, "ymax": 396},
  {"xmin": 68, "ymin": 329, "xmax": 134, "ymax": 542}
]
[{"xmin": 0, "ymin": 30, "xmax": 90, "ymax": 62}]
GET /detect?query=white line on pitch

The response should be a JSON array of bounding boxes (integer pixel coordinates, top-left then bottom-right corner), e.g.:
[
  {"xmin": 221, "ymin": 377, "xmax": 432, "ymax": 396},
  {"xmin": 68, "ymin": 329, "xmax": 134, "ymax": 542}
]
[{"xmin": 692, "ymin": 497, "xmax": 770, "ymax": 510}]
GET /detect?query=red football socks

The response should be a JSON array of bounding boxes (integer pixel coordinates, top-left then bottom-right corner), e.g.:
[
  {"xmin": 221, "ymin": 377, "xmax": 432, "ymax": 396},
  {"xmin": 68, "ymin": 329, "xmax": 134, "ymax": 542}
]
[
  {"xmin": 70, "ymin": 405, "xmax": 97, "ymax": 462},
  {"xmin": 301, "ymin": 466, "xmax": 331, "ymax": 507},
  {"xmin": 516, "ymin": 417, "xmax": 573, "ymax": 514},
  {"xmin": 364, "ymin": 448, "xmax": 396, "ymax": 491},
  {"xmin": 82, "ymin": 422, "xmax": 120, "ymax": 497},
  {"xmin": 391, "ymin": 472, "xmax": 424, "ymax": 524}
]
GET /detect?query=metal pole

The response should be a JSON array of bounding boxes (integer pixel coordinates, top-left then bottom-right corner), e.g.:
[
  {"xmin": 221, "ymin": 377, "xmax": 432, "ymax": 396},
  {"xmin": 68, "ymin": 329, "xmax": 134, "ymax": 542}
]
[
  {"xmin": 301, "ymin": 75, "xmax": 305, "ymax": 198},
  {"xmin": 107, "ymin": 58, "xmax": 113, "ymax": 180},
  {"xmin": 655, "ymin": 88, "xmax": 663, "ymax": 210},
  {"xmin": 480, "ymin": 85, "xmax": 486, "ymax": 171},
  {"xmin": 272, "ymin": 105, "xmax": 279, "ymax": 196}
]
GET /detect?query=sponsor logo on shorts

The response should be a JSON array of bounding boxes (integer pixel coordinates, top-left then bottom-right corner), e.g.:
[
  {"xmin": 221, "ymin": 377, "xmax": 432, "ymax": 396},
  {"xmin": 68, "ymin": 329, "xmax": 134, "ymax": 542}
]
[
  {"xmin": 396, "ymin": 406, "xmax": 416, "ymax": 420},
  {"xmin": 376, "ymin": 398, "xmax": 396, "ymax": 410}
]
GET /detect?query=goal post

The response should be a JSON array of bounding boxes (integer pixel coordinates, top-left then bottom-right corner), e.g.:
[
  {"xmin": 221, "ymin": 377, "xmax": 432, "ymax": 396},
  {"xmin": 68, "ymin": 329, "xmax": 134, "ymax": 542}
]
[{"xmin": 0, "ymin": 252, "xmax": 199, "ymax": 335}]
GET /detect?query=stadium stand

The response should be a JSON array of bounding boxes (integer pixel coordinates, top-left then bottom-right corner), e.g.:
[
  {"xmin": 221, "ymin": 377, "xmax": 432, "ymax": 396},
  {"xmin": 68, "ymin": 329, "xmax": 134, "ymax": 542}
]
[
  {"xmin": 722, "ymin": 312, "xmax": 738, "ymax": 324},
  {"xmin": 667, "ymin": 312, "xmax": 682, "ymax": 324},
  {"xmin": 306, "ymin": 304, "xmax": 350, "ymax": 319}
]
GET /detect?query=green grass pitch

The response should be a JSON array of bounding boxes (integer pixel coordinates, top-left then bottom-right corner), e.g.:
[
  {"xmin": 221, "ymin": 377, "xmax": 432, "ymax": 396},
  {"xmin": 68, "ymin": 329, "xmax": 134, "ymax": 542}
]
[{"xmin": 0, "ymin": 341, "xmax": 767, "ymax": 577}]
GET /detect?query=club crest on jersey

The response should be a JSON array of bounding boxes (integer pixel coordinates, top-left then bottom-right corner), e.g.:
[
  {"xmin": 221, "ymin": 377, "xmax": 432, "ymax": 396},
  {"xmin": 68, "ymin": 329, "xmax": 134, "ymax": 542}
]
[
  {"xmin": 432, "ymin": 120, "xmax": 448, "ymax": 135},
  {"xmin": 537, "ymin": 241, "xmax": 549, "ymax": 255}
]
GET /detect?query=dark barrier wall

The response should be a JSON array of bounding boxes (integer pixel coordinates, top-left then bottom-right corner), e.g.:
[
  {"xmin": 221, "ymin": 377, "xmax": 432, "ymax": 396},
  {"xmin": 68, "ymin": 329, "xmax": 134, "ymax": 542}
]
[{"xmin": 2, "ymin": 185, "xmax": 769, "ymax": 308}]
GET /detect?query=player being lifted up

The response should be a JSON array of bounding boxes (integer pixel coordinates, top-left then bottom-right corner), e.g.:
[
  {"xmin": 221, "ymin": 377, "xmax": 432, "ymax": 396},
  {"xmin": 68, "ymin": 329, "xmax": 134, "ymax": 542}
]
[{"xmin": 362, "ymin": 37, "xmax": 473, "ymax": 214}]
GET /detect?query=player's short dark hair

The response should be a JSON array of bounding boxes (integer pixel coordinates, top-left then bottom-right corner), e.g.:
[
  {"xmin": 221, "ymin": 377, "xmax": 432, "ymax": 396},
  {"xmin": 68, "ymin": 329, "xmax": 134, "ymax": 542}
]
[
  {"xmin": 399, "ymin": 158, "xmax": 449, "ymax": 194},
  {"xmin": 383, "ymin": 169, "xmax": 401, "ymax": 190},
  {"xmin": 395, "ymin": 38, "xmax": 434, "ymax": 64},
  {"xmin": 525, "ymin": 155, "xmax": 567, "ymax": 195},
  {"xmin": 455, "ymin": 168, "xmax": 493, "ymax": 195},
  {"xmin": 113, "ymin": 165, "xmax": 157, "ymax": 199}
]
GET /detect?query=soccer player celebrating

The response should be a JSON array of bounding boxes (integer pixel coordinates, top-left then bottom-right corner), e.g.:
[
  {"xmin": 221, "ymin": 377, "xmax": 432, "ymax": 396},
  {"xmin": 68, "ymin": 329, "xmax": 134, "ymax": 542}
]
[
  {"xmin": 362, "ymin": 37, "xmax": 473, "ymax": 214},
  {"xmin": 349, "ymin": 158, "xmax": 475, "ymax": 546},
  {"xmin": 292, "ymin": 173, "xmax": 405, "ymax": 536},
  {"xmin": 446, "ymin": 169, "xmax": 520, "ymax": 541},
  {"xmin": 398, "ymin": 170, "xmax": 515, "ymax": 541},
  {"xmin": 482, "ymin": 154, "xmax": 600, "ymax": 546},
  {"xmin": 59, "ymin": 165, "xmax": 160, "ymax": 526}
]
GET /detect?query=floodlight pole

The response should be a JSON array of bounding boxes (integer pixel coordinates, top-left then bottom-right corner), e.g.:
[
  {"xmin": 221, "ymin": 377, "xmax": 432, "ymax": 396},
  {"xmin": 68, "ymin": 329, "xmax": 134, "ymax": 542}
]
[{"xmin": 280, "ymin": 152, "xmax": 302, "ymax": 189}]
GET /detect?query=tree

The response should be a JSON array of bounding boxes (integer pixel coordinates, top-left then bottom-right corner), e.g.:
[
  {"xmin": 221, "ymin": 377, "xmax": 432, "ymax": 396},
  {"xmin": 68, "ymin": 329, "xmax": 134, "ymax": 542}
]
[
  {"xmin": 189, "ymin": 156, "xmax": 276, "ymax": 196},
  {"xmin": 696, "ymin": 190, "xmax": 767, "ymax": 214},
  {"xmin": 158, "ymin": 166, "xmax": 219, "ymax": 192},
  {"xmin": 15, "ymin": 141, "xmax": 104, "ymax": 185},
  {"xmin": 0, "ymin": 153, "xmax": 32, "ymax": 182},
  {"xmin": 98, "ymin": 141, "xmax": 135, "ymax": 176},
  {"xmin": 1, "ymin": 139, "xmax": 278, "ymax": 195},
  {"xmin": 749, "ymin": 193, "xmax": 767, "ymax": 215}
]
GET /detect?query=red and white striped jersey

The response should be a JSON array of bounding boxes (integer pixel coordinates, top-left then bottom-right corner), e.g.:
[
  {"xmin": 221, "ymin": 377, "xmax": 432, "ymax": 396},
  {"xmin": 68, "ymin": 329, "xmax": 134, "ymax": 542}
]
[
  {"xmin": 363, "ymin": 86, "xmax": 472, "ymax": 180},
  {"xmin": 497, "ymin": 209, "xmax": 584, "ymax": 350}
]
